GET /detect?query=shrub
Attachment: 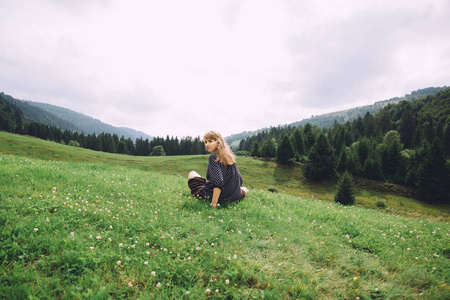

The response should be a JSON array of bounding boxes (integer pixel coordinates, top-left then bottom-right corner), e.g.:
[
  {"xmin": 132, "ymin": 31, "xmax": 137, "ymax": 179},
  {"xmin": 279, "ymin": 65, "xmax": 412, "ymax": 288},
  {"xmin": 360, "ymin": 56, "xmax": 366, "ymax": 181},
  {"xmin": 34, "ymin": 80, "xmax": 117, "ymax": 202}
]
[
  {"xmin": 375, "ymin": 199, "xmax": 387, "ymax": 208},
  {"xmin": 235, "ymin": 150, "xmax": 251, "ymax": 157},
  {"xmin": 68, "ymin": 140, "xmax": 80, "ymax": 147},
  {"xmin": 150, "ymin": 145, "xmax": 166, "ymax": 156},
  {"xmin": 267, "ymin": 186, "xmax": 279, "ymax": 193}
]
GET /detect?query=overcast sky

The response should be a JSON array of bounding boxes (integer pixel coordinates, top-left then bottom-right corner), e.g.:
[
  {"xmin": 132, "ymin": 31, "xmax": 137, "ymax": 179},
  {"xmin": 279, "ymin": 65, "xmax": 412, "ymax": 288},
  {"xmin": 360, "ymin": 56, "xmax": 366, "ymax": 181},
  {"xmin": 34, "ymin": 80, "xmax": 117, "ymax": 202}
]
[{"xmin": 1, "ymin": 0, "xmax": 449, "ymax": 138}]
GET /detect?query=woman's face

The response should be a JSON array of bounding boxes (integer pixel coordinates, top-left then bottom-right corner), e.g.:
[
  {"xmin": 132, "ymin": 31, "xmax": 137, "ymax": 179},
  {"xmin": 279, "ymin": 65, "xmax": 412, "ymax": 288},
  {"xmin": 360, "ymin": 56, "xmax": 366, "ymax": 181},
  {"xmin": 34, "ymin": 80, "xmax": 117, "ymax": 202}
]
[{"xmin": 204, "ymin": 139, "xmax": 218, "ymax": 153}]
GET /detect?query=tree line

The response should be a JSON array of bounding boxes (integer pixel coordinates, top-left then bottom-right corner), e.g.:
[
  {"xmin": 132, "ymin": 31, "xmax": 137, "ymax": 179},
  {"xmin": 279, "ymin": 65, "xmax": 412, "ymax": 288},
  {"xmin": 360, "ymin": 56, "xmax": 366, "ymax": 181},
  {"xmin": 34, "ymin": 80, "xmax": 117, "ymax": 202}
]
[
  {"xmin": 0, "ymin": 96, "xmax": 206, "ymax": 156},
  {"xmin": 237, "ymin": 89, "xmax": 450, "ymax": 203}
]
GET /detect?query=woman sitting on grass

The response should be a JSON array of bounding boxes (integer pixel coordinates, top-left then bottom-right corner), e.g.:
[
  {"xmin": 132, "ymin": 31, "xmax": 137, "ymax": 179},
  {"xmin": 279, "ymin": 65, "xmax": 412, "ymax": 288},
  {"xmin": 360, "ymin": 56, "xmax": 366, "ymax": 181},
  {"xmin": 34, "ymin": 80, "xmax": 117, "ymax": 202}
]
[{"xmin": 188, "ymin": 130, "xmax": 248, "ymax": 207}]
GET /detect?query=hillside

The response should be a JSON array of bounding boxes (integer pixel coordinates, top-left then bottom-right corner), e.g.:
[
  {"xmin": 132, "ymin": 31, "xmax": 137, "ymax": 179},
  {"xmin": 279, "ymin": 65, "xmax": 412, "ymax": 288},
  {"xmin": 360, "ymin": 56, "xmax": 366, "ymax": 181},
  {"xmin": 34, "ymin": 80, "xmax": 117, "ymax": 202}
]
[
  {"xmin": 1, "ymin": 131, "xmax": 448, "ymax": 221},
  {"xmin": 0, "ymin": 92, "xmax": 152, "ymax": 140},
  {"xmin": 226, "ymin": 86, "xmax": 447, "ymax": 146},
  {"xmin": 0, "ymin": 132, "xmax": 449, "ymax": 299}
]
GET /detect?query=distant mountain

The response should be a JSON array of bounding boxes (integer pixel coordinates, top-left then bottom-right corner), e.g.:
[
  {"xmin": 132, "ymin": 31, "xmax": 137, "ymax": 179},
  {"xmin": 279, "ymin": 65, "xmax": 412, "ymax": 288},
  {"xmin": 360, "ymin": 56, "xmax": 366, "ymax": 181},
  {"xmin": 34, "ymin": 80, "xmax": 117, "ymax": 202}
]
[
  {"xmin": 1, "ymin": 92, "xmax": 153, "ymax": 140},
  {"xmin": 226, "ymin": 86, "xmax": 447, "ymax": 147}
]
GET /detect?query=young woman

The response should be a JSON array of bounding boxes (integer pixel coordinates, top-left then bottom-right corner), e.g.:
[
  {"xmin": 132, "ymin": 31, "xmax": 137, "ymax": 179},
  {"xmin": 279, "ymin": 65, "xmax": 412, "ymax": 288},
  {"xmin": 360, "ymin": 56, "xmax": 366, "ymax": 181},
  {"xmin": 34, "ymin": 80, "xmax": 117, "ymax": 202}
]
[{"xmin": 188, "ymin": 130, "xmax": 248, "ymax": 207}]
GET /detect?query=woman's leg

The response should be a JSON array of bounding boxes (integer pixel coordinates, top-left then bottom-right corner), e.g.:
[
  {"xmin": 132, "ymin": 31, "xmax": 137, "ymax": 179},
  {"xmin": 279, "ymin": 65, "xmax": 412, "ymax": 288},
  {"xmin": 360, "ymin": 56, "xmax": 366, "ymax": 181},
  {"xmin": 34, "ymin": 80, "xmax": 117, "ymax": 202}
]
[{"xmin": 188, "ymin": 171, "xmax": 201, "ymax": 179}]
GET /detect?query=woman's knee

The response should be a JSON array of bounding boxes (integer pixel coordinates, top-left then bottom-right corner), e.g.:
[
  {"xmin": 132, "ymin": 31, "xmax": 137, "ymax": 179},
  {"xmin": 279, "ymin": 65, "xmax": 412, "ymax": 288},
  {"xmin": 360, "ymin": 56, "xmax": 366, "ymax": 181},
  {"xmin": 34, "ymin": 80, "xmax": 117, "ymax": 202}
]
[{"xmin": 189, "ymin": 171, "xmax": 201, "ymax": 179}]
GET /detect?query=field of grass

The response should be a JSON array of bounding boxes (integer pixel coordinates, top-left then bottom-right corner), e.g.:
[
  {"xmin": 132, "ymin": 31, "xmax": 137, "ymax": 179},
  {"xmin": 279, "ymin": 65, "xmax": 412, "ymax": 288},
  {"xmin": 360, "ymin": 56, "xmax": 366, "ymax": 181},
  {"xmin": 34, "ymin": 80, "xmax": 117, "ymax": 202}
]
[
  {"xmin": 1, "ymin": 132, "xmax": 448, "ymax": 222},
  {"xmin": 1, "ymin": 132, "xmax": 449, "ymax": 299}
]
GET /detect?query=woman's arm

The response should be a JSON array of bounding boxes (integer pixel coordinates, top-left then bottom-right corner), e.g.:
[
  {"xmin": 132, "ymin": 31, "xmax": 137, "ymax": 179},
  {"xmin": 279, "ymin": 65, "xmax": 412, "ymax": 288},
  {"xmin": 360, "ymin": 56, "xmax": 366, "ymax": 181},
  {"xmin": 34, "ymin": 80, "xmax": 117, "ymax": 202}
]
[{"xmin": 210, "ymin": 187, "xmax": 221, "ymax": 207}]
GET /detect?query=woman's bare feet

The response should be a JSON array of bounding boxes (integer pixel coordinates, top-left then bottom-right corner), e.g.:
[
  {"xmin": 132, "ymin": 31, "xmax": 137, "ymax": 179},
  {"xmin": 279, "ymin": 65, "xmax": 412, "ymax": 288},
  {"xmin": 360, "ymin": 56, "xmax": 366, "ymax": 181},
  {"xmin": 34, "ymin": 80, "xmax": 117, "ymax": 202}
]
[{"xmin": 241, "ymin": 187, "xmax": 249, "ymax": 196}]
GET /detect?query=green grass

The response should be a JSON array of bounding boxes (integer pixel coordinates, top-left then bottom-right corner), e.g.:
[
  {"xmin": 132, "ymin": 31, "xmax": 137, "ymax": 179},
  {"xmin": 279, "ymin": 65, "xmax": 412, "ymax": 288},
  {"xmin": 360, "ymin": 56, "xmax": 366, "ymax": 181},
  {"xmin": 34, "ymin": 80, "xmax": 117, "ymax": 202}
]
[
  {"xmin": 1, "ymin": 132, "xmax": 448, "ymax": 221},
  {"xmin": 1, "ymin": 131, "xmax": 450, "ymax": 299}
]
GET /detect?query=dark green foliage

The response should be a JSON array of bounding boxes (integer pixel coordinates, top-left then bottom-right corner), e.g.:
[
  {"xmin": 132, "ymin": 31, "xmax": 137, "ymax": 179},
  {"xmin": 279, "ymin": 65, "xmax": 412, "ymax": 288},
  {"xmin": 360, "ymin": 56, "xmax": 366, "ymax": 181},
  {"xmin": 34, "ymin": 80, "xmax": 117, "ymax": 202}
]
[
  {"xmin": 1, "ymin": 92, "xmax": 152, "ymax": 140},
  {"xmin": 190, "ymin": 137, "xmax": 204, "ymax": 155},
  {"xmin": 376, "ymin": 108, "xmax": 393, "ymax": 135},
  {"xmin": 303, "ymin": 123, "xmax": 317, "ymax": 152},
  {"xmin": 363, "ymin": 150, "xmax": 384, "ymax": 180},
  {"xmin": 235, "ymin": 150, "xmax": 251, "ymax": 157},
  {"xmin": 267, "ymin": 186, "xmax": 279, "ymax": 193},
  {"xmin": 150, "ymin": 145, "xmax": 166, "ymax": 156},
  {"xmin": 0, "ymin": 96, "xmax": 25, "ymax": 133},
  {"xmin": 398, "ymin": 102, "xmax": 417, "ymax": 149},
  {"xmin": 116, "ymin": 141, "xmax": 130, "ymax": 155},
  {"xmin": 251, "ymin": 141, "xmax": 260, "ymax": 157},
  {"xmin": 379, "ymin": 131, "xmax": 404, "ymax": 183},
  {"xmin": 417, "ymin": 139, "xmax": 450, "ymax": 203},
  {"xmin": 443, "ymin": 122, "xmax": 450, "ymax": 159},
  {"xmin": 337, "ymin": 146, "xmax": 349, "ymax": 173},
  {"xmin": 276, "ymin": 134, "xmax": 295, "ymax": 164},
  {"xmin": 304, "ymin": 133, "xmax": 336, "ymax": 181},
  {"xmin": 334, "ymin": 171, "xmax": 356, "ymax": 205},
  {"xmin": 68, "ymin": 140, "xmax": 80, "ymax": 147},
  {"xmin": 362, "ymin": 111, "xmax": 376, "ymax": 137},
  {"xmin": 375, "ymin": 200, "xmax": 387, "ymax": 208},
  {"xmin": 260, "ymin": 139, "xmax": 276, "ymax": 158},
  {"xmin": 290, "ymin": 127, "xmax": 306, "ymax": 159},
  {"xmin": 150, "ymin": 135, "xmax": 206, "ymax": 156},
  {"xmin": 233, "ymin": 88, "xmax": 449, "ymax": 201}
]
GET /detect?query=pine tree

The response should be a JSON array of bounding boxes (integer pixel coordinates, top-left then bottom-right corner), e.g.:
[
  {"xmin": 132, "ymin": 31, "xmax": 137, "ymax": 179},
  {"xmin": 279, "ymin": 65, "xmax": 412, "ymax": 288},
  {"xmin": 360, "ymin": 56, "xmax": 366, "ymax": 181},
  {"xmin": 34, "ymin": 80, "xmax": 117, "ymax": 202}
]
[
  {"xmin": 334, "ymin": 171, "xmax": 356, "ymax": 205},
  {"xmin": 363, "ymin": 150, "xmax": 384, "ymax": 180},
  {"xmin": 304, "ymin": 132, "xmax": 336, "ymax": 181},
  {"xmin": 117, "ymin": 141, "xmax": 130, "ymax": 155},
  {"xmin": 398, "ymin": 102, "xmax": 416, "ymax": 149},
  {"xmin": 251, "ymin": 141, "xmax": 260, "ymax": 157},
  {"xmin": 417, "ymin": 138, "xmax": 450, "ymax": 203},
  {"xmin": 443, "ymin": 122, "xmax": 450, "ymax": 159},
  {"xmin": 290, "ymin": 127, "xmax": 306, "ymax": 158},
  {"xmin": 362, "ymin": 111, "xmax": 376, "ymax": 137},
  {"xmin": 276, "ymin": 134, "xmax": 295, "ymax": 164},
  {"xmin": 380, "ymin": 130, "xmax": 404, "ymax": 183},
  {"xmin": 260, "ymin": 138, "xmax": 276, "ymax": 158},
  {"xmin": 337, "ymin": 145, "xmax": 348, "ymax": 173}
]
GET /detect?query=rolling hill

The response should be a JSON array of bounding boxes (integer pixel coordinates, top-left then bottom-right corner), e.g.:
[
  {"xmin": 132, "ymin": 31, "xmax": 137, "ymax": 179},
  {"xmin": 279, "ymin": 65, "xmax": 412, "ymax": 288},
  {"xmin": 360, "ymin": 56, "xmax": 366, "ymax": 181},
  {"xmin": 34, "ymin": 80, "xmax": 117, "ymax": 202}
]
[
  {"xmin": 225, "ymin": 86, "xmax": 448, "ymax": 146},
  {"xmin": 0, "ymin": 131, "xmax": 449, "ymax": 299},
  {"xmin": 0, "ymin": 92, "xmax": 153, "ymax": 140}
]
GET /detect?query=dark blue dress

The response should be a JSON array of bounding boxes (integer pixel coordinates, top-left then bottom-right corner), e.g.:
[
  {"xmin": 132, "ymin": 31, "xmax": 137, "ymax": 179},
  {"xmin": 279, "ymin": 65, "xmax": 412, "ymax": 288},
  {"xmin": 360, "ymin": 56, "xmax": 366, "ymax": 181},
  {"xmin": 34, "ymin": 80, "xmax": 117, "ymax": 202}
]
[{"xmin": 202, "ymin": 153, "xmax": 243, "ymax": 202}]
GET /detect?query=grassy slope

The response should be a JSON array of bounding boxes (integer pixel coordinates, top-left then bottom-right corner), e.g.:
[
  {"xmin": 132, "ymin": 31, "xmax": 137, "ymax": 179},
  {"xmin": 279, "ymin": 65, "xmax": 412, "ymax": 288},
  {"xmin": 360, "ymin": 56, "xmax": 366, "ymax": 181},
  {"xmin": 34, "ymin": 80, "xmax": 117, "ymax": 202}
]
[
  {"xmin": 1, "ymin": 132, "xmax": 448, "ymax": 221},
  {"xmin": 0, "ymin": 131, "xmax": 449, "ymax": 299}
]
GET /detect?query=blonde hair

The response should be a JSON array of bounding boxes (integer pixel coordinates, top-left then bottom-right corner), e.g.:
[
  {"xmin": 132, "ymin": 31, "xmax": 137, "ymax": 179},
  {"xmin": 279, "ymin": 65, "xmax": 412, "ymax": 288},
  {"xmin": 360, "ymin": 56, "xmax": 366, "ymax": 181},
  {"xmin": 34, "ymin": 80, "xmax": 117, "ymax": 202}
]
[{"xmin": 203, "ymin": 130, "xmax": 236, "ymax": 166}]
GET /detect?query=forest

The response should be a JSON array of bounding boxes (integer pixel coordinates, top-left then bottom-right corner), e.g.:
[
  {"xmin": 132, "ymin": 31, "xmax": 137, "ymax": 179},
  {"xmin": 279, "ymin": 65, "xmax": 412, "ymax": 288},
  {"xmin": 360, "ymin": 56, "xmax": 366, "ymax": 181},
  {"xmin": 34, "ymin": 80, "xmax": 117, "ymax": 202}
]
[
  {"xmin": 1, "ymin": 88, "xmax": 449, "ymax": 203},
  {"xmin": 0, "ymin": 96, "xmax": 206, "ymax": 156},
  {"xmin": 237, "ymin": 88, "xmax": 450, "ymax": 203}
]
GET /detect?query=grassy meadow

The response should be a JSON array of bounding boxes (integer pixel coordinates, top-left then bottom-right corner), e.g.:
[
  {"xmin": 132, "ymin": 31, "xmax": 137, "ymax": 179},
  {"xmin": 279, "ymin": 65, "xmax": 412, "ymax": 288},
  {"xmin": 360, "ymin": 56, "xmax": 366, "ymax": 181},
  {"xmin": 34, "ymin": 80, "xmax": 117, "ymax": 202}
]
[{"xmin": 0, "ymin": 132, "xmax": 449, "ymax": 299}]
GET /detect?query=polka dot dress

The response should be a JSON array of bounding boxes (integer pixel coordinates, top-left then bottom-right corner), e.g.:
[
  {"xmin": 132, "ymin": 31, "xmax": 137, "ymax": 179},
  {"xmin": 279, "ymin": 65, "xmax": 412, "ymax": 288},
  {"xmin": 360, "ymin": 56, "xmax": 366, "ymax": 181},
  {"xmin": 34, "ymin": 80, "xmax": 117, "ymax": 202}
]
[{"xmin": 203, "ymin": 153, "xmax": 243, "ymax": 202}]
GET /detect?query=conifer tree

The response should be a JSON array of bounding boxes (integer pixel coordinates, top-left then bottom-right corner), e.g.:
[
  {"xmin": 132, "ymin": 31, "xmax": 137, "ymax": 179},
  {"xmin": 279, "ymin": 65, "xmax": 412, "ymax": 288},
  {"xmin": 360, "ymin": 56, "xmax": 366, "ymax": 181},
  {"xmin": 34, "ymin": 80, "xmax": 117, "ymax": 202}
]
[
  {"xmin": 417, "ymin": 138, "xmax": 450, "ymax": 203},
  {"xmin": 290, "ymin": 127, "xmax": 306, "ymax": 159},
  {"xmin": 276, "ymin": 134, "xmax": 294, "ymax": 164},
  {"xmin": 304, "ymin": 132, "xmax": 336, "ymax": 181},
  {"xmin": 117, "ymin": 141, "xmax": 130, "ymax": 155},
  {"xmin": 260, "ymin": 138, "xmax": 276, "ymax": 158},
  {"xmin": 251, "ymin": 141, "xmax": 260, "ymax": 157},
  {"xmin": 363, "ymin": 150, "xmax": 384, "ymax": 180},
  {"xmin": 334, "ymin": 171, "xmax": 356, "ymax": 205},
  {"xmin": 337, "ymin": 145, "xmax": 348, "ymax": 173},
  {"xmin": 362, "ymin": 111, "xmax": 376, "ymax": 137},
  {"xmin": 398, "ymin": 102, "xmax": 416, "ymax": 149},
  {"xmin": 380, "ymin": 130, "xmax": 404, "ymax": 183},
  {"xmin": 443, "ymin": 122, "xmax": 450, "ymax": 159}
]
